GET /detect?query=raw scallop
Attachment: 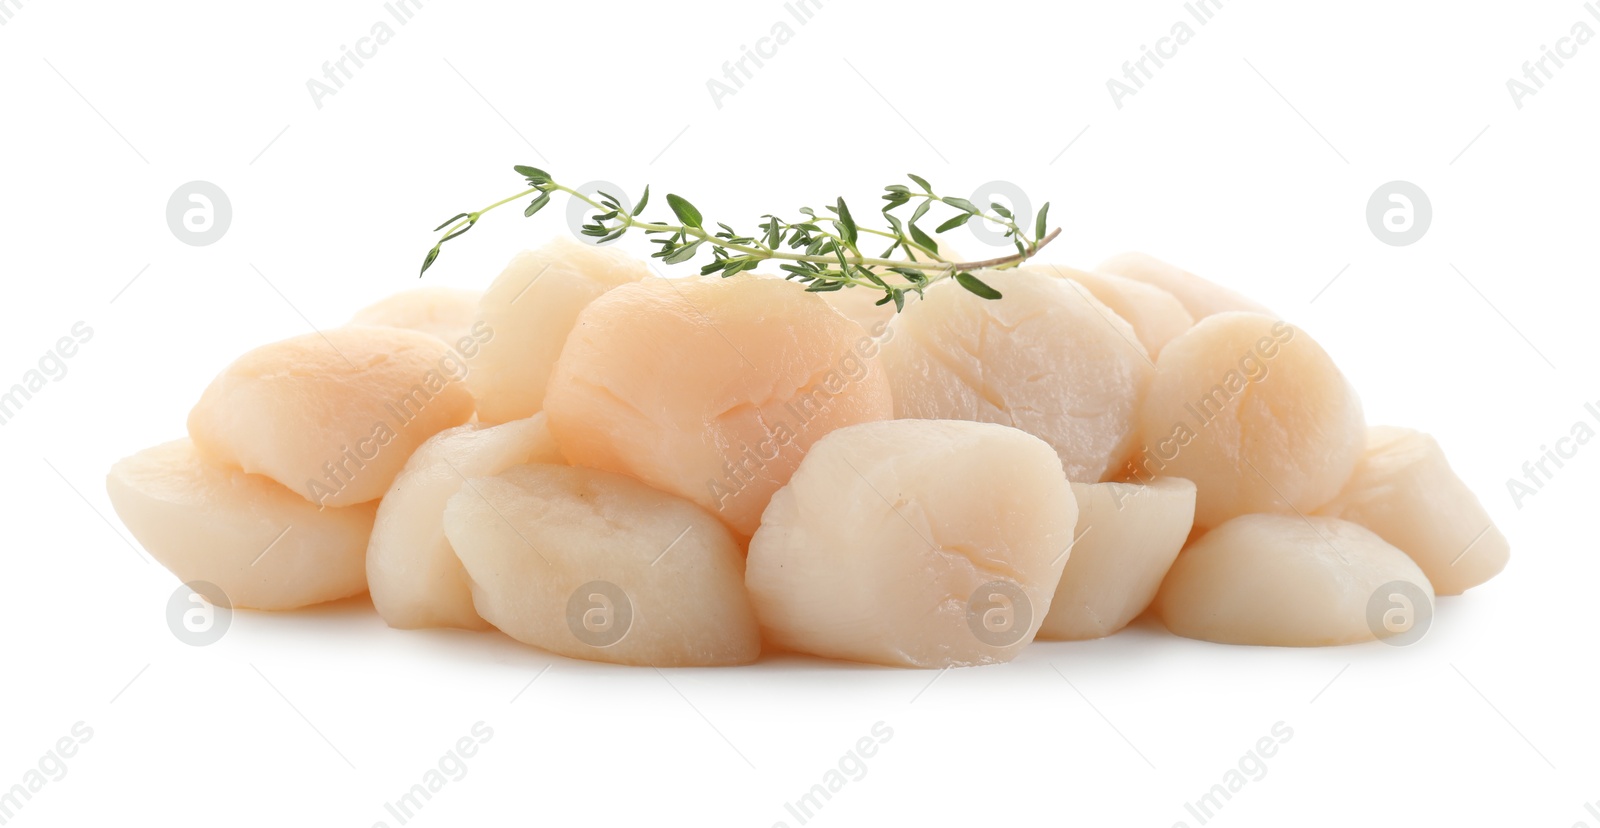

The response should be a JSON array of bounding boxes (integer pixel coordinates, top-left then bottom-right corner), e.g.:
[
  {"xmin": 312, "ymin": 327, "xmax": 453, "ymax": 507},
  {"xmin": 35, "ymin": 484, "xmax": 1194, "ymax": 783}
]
[
  {"xmin": 367, "ymin": 415, "xmax": 564, "ymax": 630},
  {"xmin": 1030, "ymin": 264, "xmax": 1194, "ymax": 357},
  {"xmin": 1318, "ymin": 426, "xmax": 1509, "ymax": 595},
  {"xmin": 443, "ymin": 464, "xmax": 759, "ymax": 666},
  {"xmin": 1134, "ymin": 312, "xmax": 1364, "ymax": 529},
  {"xmin": 820, "ymin": 240, "xmax": 963, "ymax": 336},
  {"xmin": 880, "ymin": 268, "xmax": 1153, "ymax": 482},
  {"xmin": 1097, "ymin": 252, "xmax": 1271, "ymax": 319},
  {"xmin": 107, "ymin": 439, "xmax": 375, "ymax": 610},
  {"xmin": 745, "ymin": 419, "xmax": 1077, "ymax": 668},
  {"xmin": 1155, "ymin": 513, "xmax": 1434, "ymax": 646},
  {"xmin": 1037, "ymin": 477, "xmax": 1196, "ymax": 640},
  {"xmin": 349, "ymin": 286, "xmax": 483, "ymax": 344},
  {"xmin": 544, "ymin": 273, "xmax": 894, "ymax": 536},
  {"xmin": 187, "ymin": 327, "xmax": 475, "ymax": 508},
  {"xmin": 465, "ymin": 238, "xmax": 650, "ymax": 424}
]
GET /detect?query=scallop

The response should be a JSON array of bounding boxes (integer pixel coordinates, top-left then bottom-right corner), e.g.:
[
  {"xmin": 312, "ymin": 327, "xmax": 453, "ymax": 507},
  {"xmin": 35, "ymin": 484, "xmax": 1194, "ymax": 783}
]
[
  {"xmin": 544, "ymin": 273, "xmax": 894, "ymax": 536},
  {"xmin": 1155, "ymin": 513, "xmax": 1434, "ymax": 646},
  {"xmin": 107, "ymin": 439, "xmax": 375, "ymax": 610},
  {"xmin": 880, "ymin": 268, "xmax": 1154, "ymax": 482},
  {"xmin": 367, "ymin": 415, "xmax": 565, "ymax": 631},
  {"xmin": 1133, "ymin": 312, "xmax": 1364, "ymax": 529},
  {"xmin": 1097, "ymin": 252, "xmax": 1271, "ymax": 319},
  {"xmin": 187, "ymin": 327, "xmax": 475, "ymax": 508},
  {"xmin": 1028, "ymin": 265, "xmax": 1194, "ymax": 357},
  {"xmin": 819, "ymin": 240, "xmax": 963, "ymax": 336},
  {"xmin": 348, "ymin": 286, "xmax": 483, "ymax": 345},
  {"xmin": 465, "ymin": 237, "xmax": 651, "ymax": 424},
  {"xmin": 442, "ymin": 464, "xmax": 760, "ymax": 667},
  {"xmin": 1317, "ymin": 426, "xmax": 1509, "ymax": 595},
  {"xmin": 820, "ymin": 276, "xmax": 913, "ymax": 339},
  {"xmin": 1037, "ymin": 477, "xmax": 1196, "ymax": 640},
  {"xmin": 745, "ymin": 419, "xmax": 1077, "ymax": 668}
]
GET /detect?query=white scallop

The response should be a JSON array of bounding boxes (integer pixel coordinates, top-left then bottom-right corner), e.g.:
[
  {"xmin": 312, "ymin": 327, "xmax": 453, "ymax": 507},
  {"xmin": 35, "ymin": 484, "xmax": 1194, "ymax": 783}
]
[
  {"xmin": 1038, "ymin": 477, "xmax": 1196, "ymax": 640},
  {"xmin": 746, "ymin": 419, "xmax": 1077, "ymax": 668},
  {"xmin": 1156, "ymin": 513, "xmax": 1433, "ymax": 646},
  {"xmin": 349, "ymin": 286, "xmax": 483, "ymax": 345},
  {"xmin": 367, "ymin": 415, "xmax": 564, "ymax": 630},
  {"xmin": 465, "ymin": 237, "xmax": 650, "ymax": 423},
  {"xmin": 443, "ymin": 464, "xmax": 760, "ymax": 666},
  {"xmin": 107, "ymin": 439, "xmax": 375, "ymax": 610},
  {"xmin": 1097, "ymin": 252, "xmax": 1271, "ymax": 319},
  {"xmin": 1317, "ymin": 426, "xmax": 1509, "ymax": 595},
  {"xmin": 881, "ymin": 268, "xmax": 1154, "ymax": 482}
]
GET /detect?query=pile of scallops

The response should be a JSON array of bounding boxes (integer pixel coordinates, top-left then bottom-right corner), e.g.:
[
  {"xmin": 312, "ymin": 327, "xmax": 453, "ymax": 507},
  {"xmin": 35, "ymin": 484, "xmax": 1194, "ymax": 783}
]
[{"xmin": 106, "ymin": 238, "xmax": 1509, "ymax": 668}]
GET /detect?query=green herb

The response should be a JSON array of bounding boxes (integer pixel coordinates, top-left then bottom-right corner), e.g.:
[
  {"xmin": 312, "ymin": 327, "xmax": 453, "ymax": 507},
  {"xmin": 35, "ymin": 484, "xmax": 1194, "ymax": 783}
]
[{"xmin": 420, "ymin": 168, "xmax": 1063, "ymax": 308}]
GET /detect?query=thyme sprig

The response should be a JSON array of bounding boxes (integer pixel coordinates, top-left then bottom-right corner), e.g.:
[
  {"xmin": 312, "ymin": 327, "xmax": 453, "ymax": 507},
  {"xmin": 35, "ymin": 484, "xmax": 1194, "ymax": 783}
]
[{"xmin": 422, "ymin": 167, "xmax": 1061, "ymax": 310}]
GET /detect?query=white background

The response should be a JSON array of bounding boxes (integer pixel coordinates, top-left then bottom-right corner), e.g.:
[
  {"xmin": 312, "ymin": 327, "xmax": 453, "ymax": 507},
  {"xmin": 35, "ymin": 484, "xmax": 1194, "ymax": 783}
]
[{"xmin": 2, "ymin": 0, "xmax": 1597, "ymax": 825}]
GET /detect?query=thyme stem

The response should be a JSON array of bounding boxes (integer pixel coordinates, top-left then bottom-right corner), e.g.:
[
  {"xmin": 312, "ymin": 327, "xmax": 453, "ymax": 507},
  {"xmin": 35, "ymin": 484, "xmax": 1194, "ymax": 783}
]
[{"xmin": 423, "ymin": 167, "xmax": 1061, "ymax": 309}]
